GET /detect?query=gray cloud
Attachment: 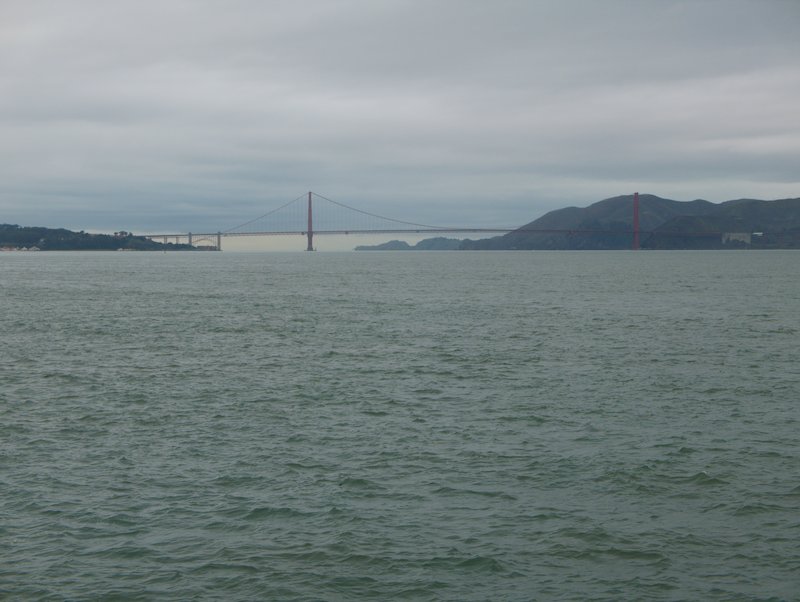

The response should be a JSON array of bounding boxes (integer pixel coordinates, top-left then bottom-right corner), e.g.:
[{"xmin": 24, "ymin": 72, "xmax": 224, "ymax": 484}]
[{"xmin": 1, "ymin": 0, "xmax": 798, "ymax": 237}]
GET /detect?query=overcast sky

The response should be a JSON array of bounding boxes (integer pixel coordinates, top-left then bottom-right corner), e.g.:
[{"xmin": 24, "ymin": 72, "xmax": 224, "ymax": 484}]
[{"xmin": 1, "ymin": 0, "xmax": 798, "ymax": 242}]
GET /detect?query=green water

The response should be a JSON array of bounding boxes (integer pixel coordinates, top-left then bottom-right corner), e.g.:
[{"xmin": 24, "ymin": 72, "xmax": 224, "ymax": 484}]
[{"xmin": 2, "ymin": 251, "xmax": 799, "ymax": 601}]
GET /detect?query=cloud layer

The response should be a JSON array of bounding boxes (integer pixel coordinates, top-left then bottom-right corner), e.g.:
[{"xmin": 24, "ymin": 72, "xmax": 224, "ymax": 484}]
[{"xmin": 1, "ymin": 0, "xmax": 798, "ymax": 235}]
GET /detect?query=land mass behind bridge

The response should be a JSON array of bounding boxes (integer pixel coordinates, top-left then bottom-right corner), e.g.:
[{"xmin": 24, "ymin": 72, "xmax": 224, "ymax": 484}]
[{"xmin": 356, "ymin": 194, "xmax": 800, "ymax": 250}]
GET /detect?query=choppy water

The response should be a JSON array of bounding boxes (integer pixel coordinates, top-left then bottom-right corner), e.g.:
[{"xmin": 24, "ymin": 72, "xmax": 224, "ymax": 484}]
[{"xmin": 2, "ymin": 250, "xmax": 799, "ymax": 601}]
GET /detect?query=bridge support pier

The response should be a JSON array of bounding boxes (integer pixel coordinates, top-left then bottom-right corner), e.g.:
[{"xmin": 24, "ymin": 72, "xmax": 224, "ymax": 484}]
[
  {"xmin": 217, "ymin": 232, "xmax": 222, "ymax": 251},
  {"xmin": 306, "ymin": 191, "xmax": 314, "ymax": 251},
  {"xmin": 633, "ymin": 191, "xmax": 640, "ymax": 250}
]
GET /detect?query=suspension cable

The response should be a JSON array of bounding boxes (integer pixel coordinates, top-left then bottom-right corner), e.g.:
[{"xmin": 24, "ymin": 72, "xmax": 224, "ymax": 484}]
[
  {"xmin": 223, "ymin": 193, "xmax": 307, "ymax": 233},
  {"xmin": 311, "ymin": 192, "xmax": 449, "ymax": 230}
]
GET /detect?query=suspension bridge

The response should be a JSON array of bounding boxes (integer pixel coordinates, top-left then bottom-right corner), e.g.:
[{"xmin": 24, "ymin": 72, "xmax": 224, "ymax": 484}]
[{"xmin": 143, "ymin": 192, "xmax": 653, "ymax": 251}]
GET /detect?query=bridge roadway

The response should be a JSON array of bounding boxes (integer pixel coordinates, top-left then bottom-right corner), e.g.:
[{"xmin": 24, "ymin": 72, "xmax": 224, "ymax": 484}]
[
  {"xmin": 146, "ymin": 226, "xmax": 657, "ymax": 250},
  {"xmin": 145, "ymin": 226, "xmax": 727, "ymax": 252},
  {"xmin": 140, "ymin": 193, "xmax": 728, "ymax": 250},
  {"xmin": 145, "ymin": 226, "xmax": 667, "ymax": 239},
  {"xmin": 142, "ymin": 190, "xmax": 654, "ymax": 248}
]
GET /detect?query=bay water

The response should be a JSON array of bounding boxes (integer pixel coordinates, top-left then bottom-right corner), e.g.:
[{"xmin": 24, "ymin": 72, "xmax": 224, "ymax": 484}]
[{"xmin": 2, "ymin": 250, "xmax": 799, "ymax": 601}]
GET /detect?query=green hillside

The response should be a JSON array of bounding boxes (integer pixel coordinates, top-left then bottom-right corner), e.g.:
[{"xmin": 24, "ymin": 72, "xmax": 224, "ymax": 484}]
[
  {"xmin": 460, "ymin": 195, "xmax": 800, "ymax": 250},
  {"xmin": 0, "ymin": 224, "xmax": 194, "ymax": 251}
]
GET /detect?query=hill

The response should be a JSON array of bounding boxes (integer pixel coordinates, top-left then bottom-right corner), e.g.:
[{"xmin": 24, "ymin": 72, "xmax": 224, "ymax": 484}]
[
  {"xmin": 459, "ymin": 195, "xmax": 800, "ymax": 250},
  {"xmin": 0, "ymin": 224, "xmax": 195, "ymax": 251},
  {"xmin": 355, "ymin": 237, "xmax": 461, "ymax": 251}
]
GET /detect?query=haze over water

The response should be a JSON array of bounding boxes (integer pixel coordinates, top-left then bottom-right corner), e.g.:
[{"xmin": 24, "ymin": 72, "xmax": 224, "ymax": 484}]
[{"xmin": 2, "ymin": 251, "xmax": 799, "ymax": 600}]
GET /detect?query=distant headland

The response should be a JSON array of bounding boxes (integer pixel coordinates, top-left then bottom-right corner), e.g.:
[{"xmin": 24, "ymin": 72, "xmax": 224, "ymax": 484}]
[
  {"xmin": 0, "ymin": 224, "xmax": 196, "ymax": 252},
  {"xmin": 356, "ymin": 195, "xmax": 800, "ymax": 250}
]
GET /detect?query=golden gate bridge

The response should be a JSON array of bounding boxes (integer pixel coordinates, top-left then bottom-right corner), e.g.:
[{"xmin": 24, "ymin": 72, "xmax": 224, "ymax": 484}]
[{"xmin": 144, "ymin": 192, "xmax": 651, "ymax": 251}]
